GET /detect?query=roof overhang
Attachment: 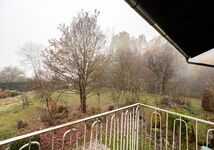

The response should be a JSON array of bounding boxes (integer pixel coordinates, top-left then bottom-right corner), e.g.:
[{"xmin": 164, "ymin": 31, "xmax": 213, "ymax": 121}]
[{"xmin": 125, "ymin": 0, "xmax": 214, "ymax": 67}]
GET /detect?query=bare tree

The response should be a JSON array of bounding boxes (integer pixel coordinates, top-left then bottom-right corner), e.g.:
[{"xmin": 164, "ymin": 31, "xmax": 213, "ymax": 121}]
[
  {"xmin": 108, "ymin": 32, "xmax": 146, "ymax": 106},
  {"xmin": 18, "ymin": 42, "xmax": 44, "ymax": 78},
  {"xmin": 145, "ymin": 37, "xmax": 175, "ymax": 96},
  {"xmin": 0, "ymin": 66, "xmax": 29, "ymax": 109},
  {"xmin": 32, "ymin": 69, "xmax": 65, "ymax": 124},
  {"xmin": 20, "ymin": 92, "xmax": 29, "ymax": 109},
  {"xmin": 43, "ymin": 10, "xmax": 107, "ymax": 113},
  {"xmin": 0, "ymin": 66, "xmax": 26, "ymax": 82}
]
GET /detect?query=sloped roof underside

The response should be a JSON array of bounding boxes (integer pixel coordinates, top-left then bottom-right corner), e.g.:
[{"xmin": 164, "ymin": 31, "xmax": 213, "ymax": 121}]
[{"xmin": 125, "ymin": 0, "xmax": 214, "ymax": 59}]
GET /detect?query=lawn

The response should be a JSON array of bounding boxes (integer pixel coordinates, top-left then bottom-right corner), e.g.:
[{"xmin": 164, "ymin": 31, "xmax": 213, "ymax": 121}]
[
  {"xmin": 0, "ymin": 96, "xmax": 42, "ymax": 140},
  {"xmin": 0, "ymin": 91, "xmax": 114, "ymax": 140},
  {"xmin": 0, "ymin": 90, "xmax": 210, "ymax": 142}
]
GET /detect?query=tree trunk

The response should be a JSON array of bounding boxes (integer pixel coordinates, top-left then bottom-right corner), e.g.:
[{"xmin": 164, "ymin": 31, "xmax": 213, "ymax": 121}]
[
  {"xmin": 98, "ymin": 93, "xmax": 100, "ymax": 108},
  {"xmin": 82, "ymin": 93, "xmax": 86, "ymax": 113},
  {"xmin": 79, "ymin": 90, "xmax": 83, "ymax": 109},
  {"xmin": 45, "ymin": 98, "xmax": 53, "ymax": 124},
  {"xmin": 79, "ymin": 85, "xmax": 87, "ymax": 113},
  {"xmin": 161, "ymin": 80, "xmax": 167, "ymax": 95}
]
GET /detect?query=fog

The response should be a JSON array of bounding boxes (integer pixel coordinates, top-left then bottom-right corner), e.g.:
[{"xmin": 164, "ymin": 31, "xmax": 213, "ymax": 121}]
[{"xmin": 0, "ymin": 0, "xmax": 158, "ymax": 68}]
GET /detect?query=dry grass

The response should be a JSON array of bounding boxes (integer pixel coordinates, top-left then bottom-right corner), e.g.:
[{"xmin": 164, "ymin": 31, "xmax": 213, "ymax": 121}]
[{"xmin": 0, "ymin": 91, "xmax": 115, "ymax": 140}]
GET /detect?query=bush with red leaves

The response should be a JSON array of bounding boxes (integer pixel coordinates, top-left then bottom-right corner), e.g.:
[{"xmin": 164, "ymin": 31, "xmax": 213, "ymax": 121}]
[
  {"xmin": 40, "ymin": 124, "xmax": 85, "ymax": 149},
  {"xmin": 202, "ymin": 82, "xmax": 214, "ymax": 112}
]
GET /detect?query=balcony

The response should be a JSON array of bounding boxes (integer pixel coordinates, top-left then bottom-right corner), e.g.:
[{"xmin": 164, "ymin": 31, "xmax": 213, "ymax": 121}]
[{"xmin": 0, "ymin": 103, "xmax": 214, "ymax": 150}]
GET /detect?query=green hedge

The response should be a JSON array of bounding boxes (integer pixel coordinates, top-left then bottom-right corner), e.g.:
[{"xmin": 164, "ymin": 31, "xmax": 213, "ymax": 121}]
[{"xmin": 0, "ymin": 82, "xmax": 32, "ymax": 92}]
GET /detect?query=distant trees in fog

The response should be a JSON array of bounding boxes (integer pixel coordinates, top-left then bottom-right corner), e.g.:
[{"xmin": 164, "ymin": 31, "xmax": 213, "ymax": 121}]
[
  {"xmin": 0, "ymin": 66, "xmax": 26, "ymax": 82},
  {"xmin": 11, "ymin": 9, "xmax": 214, "ymax": 112}
]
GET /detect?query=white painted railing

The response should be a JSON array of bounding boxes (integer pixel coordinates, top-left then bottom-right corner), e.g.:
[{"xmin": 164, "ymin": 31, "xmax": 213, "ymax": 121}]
[{"xmin": 0, "ymin": 103, "xmax": 214, "ymax": 150}]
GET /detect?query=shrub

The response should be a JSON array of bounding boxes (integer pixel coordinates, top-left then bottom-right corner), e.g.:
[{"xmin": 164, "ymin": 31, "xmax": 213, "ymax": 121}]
[
  {"xmin": 39, "ymin": 108, "xmax": 52, "ymax": 123},
  {"xmin": 168, "ymin": 109, "xmax": 190, "ymax": 134},
  {"xmin": 10, "ymin": 90, "xmax": 20, "ymax": 97},
  {"xmin": 185, "ymin": 100, "xmax": 192, "ymax": 107},
  {"xmin": 15, "ymin": 120, "xmax": 28, "ymax": 129},
  {"xmin": 58, "ymin": 105, "xmax": 68, "ymax": 113},
  {"xmin": 0, "ymin": 89, "xmax": 21, "ymax": 98},
  {"xmin": 39, "ymin": 105, "xmax": 69, "ymax": 125},
  {"xmin": 160, "ymin": 97, "xmax": 170, "ymax": 106},
  {"xmin": 202, "ymin": 83, "xmax": 214, "ymax": 112},
  {"xmin": 10, "ymin": 136, "xmax": 40, "ymax": 150},
  {"xmin": 108, "ymin": 105, "xmax": 114, "ymax": 111},
  {"xmin": 172, "ymin": 96, "xmax": 185, "ymax": 105},
  {"xmin": 184, "ymin": 105, "xmax": 198, "ymax": 115},
  {"xmin": 0, "ymin": 89, "xmax": 10, "ymax": 98}
]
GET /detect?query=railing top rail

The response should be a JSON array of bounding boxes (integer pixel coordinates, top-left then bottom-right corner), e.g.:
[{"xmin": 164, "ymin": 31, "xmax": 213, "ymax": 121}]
[
  {"xmin": 1, "ymin": 102, "xmax": 214, "ymax": 146},
  {"xmin": 140, "ymin": 103, "xmax": 214, "ymax": 126},
  {"xmin": 0, "ymin": 103, "xmax": 139, "ymax": 146}
]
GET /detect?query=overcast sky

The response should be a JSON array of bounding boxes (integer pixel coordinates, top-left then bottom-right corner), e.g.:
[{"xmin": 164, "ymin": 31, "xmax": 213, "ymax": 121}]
[{"xmin": 0, "ymin": 0, "xmax": 160, "ymax": 69}]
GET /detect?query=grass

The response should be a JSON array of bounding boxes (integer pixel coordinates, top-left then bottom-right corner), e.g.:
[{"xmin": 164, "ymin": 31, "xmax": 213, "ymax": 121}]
[
  {"xmin": 0, "ymin": 98, "xmax": 43, "ymax": 140},
  {"xmin": 0, "ymin": 91, "xmax": 115, "ymax": 140},
  {"xmin": 0, "ymin": 106, "xmax": 36, "ymax": 140},
  {"xmin": 0, "ymin": 89, "xmax": 211, "ymax": 146}
]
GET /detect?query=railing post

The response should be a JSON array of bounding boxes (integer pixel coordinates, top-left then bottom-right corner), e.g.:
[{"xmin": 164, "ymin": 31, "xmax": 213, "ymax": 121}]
[
  {"xmin": 206, "ymin": 129, "xmax": 214, "ymax": 148},
  {"xmin": 100, "ymin": 121, "xmax": 103, "ymax": 150},
  {"xmin": 126, "ymin": 111, "xmax": 129, "ymax": 150},
  {"xmin": 62, "ymin": 128, "xmax": 78, "ymax": 150},
  {"xmin": 179, "ymin": 116, "xmax": 182, "ymax": 150},
  {"xmin": 113, "ymin": 115, "xmax": 116, "ymax": 150},
  {"xmin": 150, "ymin": 112, "xmax": 153, "ymax": 150},
  {"xmin": 117, "ymin": 117, "xmax": 119, "ymax": 150},
  {"xmin": 51, "ymin": 131, "xmax": 55, "ymax": 150},
  {"xmin": 28, "ymin": 137, "xmax": 31, "ymax": 150},
  {"xmin": 195, "ymin": 121, "xmax": 198, "ymax": 150},
  {"xmin": 123, "ymin": 110, "xmax": 129, "ymax": 150},
  {"xmin": 95, "ymin": 120, "xmax": 98, "ymax": 150},
  {"xmin": 129, "ymin": 112, "xmax": 132, "ymax": 150},
  {"xmin": 90, "ymin": 119, "xmax": 102, "ymax": 150},
  {"xmin": 160, "ymin": 113, "xmax": 162, "ymax": 150},
  {"xmin": 141, "ymin": 110, "xmax": 144, "ymax": 150},
  {"xmin": 84, "ymin": 121, "xmax": 87, "ymax": 149},
  {"xmin": 155, "ymin": 111, "xmax": 157, "ymax": 150},
  {"xmin": 105, "ymin": 117, "xmax": 109, "ymax": 150},
  {"xmin": 150, "ymin": 111, "xmax": 162, "ymax": 150},
  {"xmin": 135, "ymin": 105, "xmax": 140, "ymax": 150},
  {"xmin": 109, "ymin": 115, "xmax": 115, "ymax": 148},
  {"xmin": 120, "ymin": 112, "xmax": 124, "ymax": 150},
  {"xmin": 132, "ymin": 107, "xmax": 135, "ymax": 150},
  {"xmin": 172, "ymin": 118, "xmax": 188, "ymax": 150},
  {"xmin": 165, "ymin": 113, "xmax": 168, "ymax": 150}
]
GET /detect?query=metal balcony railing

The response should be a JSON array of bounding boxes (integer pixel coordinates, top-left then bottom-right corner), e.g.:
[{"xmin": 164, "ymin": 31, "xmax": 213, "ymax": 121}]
[{"xmin": 1, "ymin": 103, "xmax": 214, "ymax": 150}]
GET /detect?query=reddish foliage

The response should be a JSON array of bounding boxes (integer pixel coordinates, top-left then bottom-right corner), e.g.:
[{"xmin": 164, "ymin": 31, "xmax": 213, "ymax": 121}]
[
  {"xmin": 33, "ymin": 104, "xmax": 95, "ymax": 149},
  {"xmin": 202, "ymin": 83, "xmax": 214, "ymax": 112},
  {"xmin": 23, "ymin": 103, "xmax": 110, "ymax": 149},
  {"xmin": 39, "ymin": 122, "xmax": 99, "ymax": 149}
]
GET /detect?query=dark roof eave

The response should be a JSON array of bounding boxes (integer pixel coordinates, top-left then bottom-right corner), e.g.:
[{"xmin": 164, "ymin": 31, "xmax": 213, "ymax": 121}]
[
  {"xmin": 125, "ymin": 0, "xmax": 214, "ymax": 67},
  {"xmin": 125, "ymin": 0, "xmax": 189, "ymax": 59}
]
